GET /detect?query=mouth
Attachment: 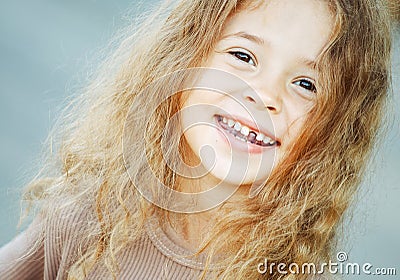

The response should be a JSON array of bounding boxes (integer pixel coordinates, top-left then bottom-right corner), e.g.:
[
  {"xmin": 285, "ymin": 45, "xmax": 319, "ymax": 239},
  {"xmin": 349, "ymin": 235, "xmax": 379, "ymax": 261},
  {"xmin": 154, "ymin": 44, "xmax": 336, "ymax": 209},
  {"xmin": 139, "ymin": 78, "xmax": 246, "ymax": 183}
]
[{"xmin": 215, "ymin": 115, "xmax": 280, "ymax": 147}]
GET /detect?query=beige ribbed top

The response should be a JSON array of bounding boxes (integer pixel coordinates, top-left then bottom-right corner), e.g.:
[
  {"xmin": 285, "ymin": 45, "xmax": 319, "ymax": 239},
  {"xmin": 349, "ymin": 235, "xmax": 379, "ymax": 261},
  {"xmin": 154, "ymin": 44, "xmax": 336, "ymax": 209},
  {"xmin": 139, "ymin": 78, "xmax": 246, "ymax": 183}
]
[{"xmin": 0, "ymin": 206, "xmax": 213, "ymax": 280}]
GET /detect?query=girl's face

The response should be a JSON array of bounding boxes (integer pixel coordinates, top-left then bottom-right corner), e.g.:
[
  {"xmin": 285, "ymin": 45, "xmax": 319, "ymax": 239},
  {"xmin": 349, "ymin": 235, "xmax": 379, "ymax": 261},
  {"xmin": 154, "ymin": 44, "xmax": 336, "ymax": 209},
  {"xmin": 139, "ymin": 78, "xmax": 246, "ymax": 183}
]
[{"xmin": 180, "ymin": 0, "xmax": 333, "ymax": 189}]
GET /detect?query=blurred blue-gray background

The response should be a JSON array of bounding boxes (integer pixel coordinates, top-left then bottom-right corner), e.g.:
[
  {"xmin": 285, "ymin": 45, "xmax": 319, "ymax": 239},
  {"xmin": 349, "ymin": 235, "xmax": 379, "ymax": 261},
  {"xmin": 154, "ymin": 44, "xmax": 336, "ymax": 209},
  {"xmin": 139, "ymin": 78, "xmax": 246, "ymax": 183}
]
[{"xmin": 0, "ymin": 1, "xmax": 399, "ymax": 279}]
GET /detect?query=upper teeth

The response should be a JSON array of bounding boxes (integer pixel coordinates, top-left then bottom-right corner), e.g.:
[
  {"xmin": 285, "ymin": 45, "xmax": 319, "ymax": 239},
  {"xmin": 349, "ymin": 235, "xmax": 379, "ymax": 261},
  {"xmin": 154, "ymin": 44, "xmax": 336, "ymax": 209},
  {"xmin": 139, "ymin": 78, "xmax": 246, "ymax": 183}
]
[
  {"xmin": 240, "ymin": 126, "xmax": 250, "ymax": 136},
  {"xmin": 234, "ymin": 122, "xmax": 241, "ymax": 131},
  {"xmin": 222, "ymin": 116, "xmax": 275, "ymax": 144}
]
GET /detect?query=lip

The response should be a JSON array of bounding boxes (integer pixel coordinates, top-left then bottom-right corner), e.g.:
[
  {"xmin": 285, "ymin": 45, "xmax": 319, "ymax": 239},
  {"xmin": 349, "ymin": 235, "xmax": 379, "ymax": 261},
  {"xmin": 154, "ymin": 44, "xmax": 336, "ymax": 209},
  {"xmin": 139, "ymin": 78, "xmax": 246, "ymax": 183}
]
[{"xmin": 214, "ymin": 114, "xmax": 280, "ymax": 154}]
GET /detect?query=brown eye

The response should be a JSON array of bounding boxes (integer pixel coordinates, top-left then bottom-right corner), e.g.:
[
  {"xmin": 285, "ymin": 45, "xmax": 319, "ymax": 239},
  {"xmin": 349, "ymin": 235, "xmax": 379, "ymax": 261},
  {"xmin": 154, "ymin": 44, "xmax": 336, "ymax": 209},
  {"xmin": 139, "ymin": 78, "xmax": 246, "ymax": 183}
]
[
  {"xmin": 228, "ymin": 51, "xmax": 256, "ymax": 66},
  {"xmin": 294, "ymin": 79, "xmax": 317, "ymax": 93}
]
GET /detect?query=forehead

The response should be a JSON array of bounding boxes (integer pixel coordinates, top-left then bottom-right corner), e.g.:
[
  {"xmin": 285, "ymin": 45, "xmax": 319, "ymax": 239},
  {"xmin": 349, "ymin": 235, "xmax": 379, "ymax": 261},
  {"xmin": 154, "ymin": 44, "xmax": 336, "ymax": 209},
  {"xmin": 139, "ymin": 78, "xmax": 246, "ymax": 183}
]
[{"xmin": 223, "ymin": 0, "xmax": 334, "ymax": 62}]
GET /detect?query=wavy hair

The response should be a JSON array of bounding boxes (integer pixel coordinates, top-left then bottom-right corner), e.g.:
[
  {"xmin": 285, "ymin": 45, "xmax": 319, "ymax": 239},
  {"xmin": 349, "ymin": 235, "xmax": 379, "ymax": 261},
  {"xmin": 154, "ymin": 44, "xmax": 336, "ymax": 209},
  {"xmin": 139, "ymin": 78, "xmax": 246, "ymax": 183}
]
[{"xmin": 23, "ymin": 0, "xmax": 392, "ymax": 279}]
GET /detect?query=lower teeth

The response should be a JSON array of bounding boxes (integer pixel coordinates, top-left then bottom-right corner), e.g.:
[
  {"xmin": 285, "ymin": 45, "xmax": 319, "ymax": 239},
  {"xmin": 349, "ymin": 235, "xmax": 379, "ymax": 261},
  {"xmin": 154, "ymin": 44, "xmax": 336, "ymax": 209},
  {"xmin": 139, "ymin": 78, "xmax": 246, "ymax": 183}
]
[{"xmin": 235, "ymin": 136, "xmax": 247, "ymax": 142}]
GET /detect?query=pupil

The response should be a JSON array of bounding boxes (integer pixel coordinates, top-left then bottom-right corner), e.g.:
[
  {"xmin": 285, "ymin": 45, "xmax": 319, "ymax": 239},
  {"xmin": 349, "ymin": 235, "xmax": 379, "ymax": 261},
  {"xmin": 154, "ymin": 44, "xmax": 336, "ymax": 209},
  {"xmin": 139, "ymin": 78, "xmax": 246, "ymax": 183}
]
[
  {"xmin": 302, "ymin": 80, "xmax": 316, "ymax": 92},
  {"xmin": 236, "ymin": 52, "xmax": 249, "ymax": 63}
]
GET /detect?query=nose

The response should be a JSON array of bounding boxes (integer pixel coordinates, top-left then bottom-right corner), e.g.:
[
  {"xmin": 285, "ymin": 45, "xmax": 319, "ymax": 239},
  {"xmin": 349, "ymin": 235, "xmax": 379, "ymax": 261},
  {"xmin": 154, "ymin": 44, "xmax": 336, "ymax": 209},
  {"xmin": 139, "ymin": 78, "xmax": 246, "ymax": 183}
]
[{"xmin": 241, "ymin": 82, "xmax": 282, "ymax": 114}]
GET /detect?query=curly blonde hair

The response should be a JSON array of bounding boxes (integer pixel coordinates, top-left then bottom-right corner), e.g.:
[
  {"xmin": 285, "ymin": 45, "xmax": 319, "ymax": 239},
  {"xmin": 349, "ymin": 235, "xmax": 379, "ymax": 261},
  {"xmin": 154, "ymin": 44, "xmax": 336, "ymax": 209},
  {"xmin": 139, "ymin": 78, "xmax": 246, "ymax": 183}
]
[{"xmin": 23, "ymin": 0, "xmax": 392, "ymax": 279}]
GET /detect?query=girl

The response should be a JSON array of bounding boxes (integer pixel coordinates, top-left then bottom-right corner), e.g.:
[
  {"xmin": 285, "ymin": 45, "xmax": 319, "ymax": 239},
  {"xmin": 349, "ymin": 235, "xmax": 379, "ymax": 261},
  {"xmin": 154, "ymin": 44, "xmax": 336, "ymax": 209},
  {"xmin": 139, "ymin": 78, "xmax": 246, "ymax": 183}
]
[{"xmin": 0, "ymin": 0, "xmax": 393, "ymax": 279}]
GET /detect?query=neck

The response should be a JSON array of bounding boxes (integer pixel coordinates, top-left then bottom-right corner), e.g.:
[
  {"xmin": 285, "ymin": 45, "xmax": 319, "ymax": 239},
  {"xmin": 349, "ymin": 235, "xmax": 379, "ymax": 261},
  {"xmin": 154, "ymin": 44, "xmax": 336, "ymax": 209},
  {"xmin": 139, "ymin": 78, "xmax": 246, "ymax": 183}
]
[
  {"xmin": 164, "ymin": 171, "xmax": 249, "ymax": 252},
  {"xmin": 166, "ymin": 173, "xmax": 220, "ymax": 251}
]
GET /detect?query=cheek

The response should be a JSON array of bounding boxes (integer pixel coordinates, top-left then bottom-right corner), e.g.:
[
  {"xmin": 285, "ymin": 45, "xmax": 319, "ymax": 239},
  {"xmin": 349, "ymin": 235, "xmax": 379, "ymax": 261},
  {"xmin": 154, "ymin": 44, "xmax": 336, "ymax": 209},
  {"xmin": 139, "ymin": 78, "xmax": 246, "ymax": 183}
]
[
  {"xmin": 179, "ymin": 90, "xmax": 229, "ymax": 131},
  {"xmin": 179, "ymin": 91, "xmax": 219, "ymax": 152},
  {"xmin": 286, "ymin": 118, "xmax": 305, "ymax": 143},
  {"xmin": 185, "ymin": 90, "xmax": 223, "ymax": 107},
  {"xmin": 281, "ymin": 105, "xmax": 311, "ymax": 148}
]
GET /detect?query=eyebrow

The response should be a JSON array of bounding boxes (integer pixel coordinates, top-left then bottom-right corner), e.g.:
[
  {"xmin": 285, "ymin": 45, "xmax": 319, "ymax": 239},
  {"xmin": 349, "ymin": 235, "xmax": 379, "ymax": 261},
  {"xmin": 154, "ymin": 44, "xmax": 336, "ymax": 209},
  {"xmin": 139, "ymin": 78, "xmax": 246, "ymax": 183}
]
[
  {"xmin": 222, "ymin": 31, "xmax": 318, "ymax": 69},
  {"xmin": 300, "ymin": 57, "xmax": 317, "ymax": 69},
  {"xmin": 222, "ymin": 31, "xmax": 266, "ymax": 46}
]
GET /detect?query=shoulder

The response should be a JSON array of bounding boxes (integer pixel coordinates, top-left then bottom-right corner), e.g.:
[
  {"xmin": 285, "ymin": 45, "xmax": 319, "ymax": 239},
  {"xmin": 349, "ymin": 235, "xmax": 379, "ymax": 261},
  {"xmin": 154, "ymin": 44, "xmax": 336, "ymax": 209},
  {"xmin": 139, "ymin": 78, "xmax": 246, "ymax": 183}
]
[
  {"xmin": 45, "ymin": 199, "xmax": 96, "ymax": 244},
  {"xmin": 42, "ymin": 198, "xmax": 97, "ymax": 278},
  {"xmin": 0, "ymin": 215, "xmax": 45, "ymax": 280},
  {"xmin": 0, "ymin": 198, "xmax": 97, "ymax": 280}
]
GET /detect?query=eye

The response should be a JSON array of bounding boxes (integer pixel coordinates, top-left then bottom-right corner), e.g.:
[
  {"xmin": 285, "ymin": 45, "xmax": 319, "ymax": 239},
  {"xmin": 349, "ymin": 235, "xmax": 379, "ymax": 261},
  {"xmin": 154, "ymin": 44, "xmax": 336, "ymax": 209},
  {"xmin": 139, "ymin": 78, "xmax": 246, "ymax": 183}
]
[
  {"xmin": 228, "ymin": 50, "xmax": 256, "ymax": 66},
  {"xmin": 293, "ymin": 79, "xmax": 317, "ymax": 93}
]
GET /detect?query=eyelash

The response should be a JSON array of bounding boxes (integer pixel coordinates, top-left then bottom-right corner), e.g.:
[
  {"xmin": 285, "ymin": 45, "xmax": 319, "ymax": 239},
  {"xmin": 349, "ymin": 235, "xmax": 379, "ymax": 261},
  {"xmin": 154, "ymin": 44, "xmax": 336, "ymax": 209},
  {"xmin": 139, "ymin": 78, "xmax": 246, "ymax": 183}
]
[
  {"xmin": 228, "ymin": 50, "xmax": 256, "ymax": 66},
  {"xmin": 227, "ymin": 49, "xmax": 316, "ymax": 94},
  {"xmin": 293, "ymin": 79, "xmax": 317, "ymax": 93}
]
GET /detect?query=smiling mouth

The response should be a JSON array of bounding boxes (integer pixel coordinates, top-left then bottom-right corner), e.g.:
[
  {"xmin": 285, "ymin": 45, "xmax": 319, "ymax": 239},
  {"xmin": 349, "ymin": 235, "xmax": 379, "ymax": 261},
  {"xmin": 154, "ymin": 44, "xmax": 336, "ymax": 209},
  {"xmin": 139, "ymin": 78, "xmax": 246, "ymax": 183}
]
[{"xmin": 216, "ymin": 115, "xmax": 280, "ymax": 147}]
